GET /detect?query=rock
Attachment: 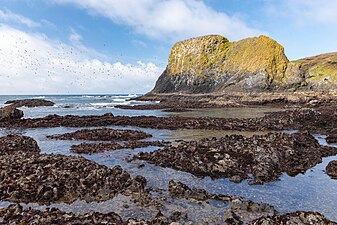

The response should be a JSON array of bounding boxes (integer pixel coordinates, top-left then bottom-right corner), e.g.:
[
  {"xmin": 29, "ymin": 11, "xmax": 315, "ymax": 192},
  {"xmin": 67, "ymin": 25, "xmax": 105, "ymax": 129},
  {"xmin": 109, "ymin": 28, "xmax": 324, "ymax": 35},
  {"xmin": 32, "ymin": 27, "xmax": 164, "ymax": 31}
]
[
  {"xmin": 0, "ymin": 106, "xmax": 23, "ymax": 121},
  {"xmin": 5, "ymin": 99, "xmax": 55, "ymax": 107},
  {"xmin": 135, "ymin": 132, "xmax": 337, "ymax": 184},
  {"xmin": 0, "ymin": 137, "xmax": 150, "ymax": 204},
  {"xmin": 70, "ymin": 141, "xmax": 168, "ymax": 154},
  {"xmin": 326, "ymin": 132, "xmax": 337, "ymax": 144},
  {"xmin": 70, "ymin": 142, "xmax": 123, "ymax": 154},
  {"xmin": 147, "ymin": 34, "xmax": 337, "ymax": 94},
  {"xmin": 250, "ymin": 211, "xmax": 337, "ymax": 225},
  {"xmin": 151, "ymin": 35, "xmax": 294, "ymax": 94},
  {"xmin": 326, "ymin": 160, "xmax": 337, "ymax": 178},
  {"xmin": 0, "ymin": 135, "xmax": 40, "ymax": 155},
  {"xmin": 293, "ymin": 52, "xmax": 337, "ymax": 91},
  {"xmin": 47, "ymin": 128, "xmax": 152, "ymax": 141}
]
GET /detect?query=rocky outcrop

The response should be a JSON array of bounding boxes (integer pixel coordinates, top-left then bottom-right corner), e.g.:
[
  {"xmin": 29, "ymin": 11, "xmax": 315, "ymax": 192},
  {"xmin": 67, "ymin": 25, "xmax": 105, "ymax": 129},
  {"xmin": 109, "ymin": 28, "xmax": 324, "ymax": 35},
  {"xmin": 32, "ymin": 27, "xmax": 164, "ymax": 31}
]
[
  {"xmin": 0, "ymin": 135, "xmax": 40, "ymax": 155},
  {"xmin": 5, "ymin": 99, "xmax": 55, "ymax": 107},
  {"xmin": 251, "ymin": 212, "xmax": 337, "ymax": 225},
  {"xmin": 326, "ymin": 160, "xmax": 337, "ymax": 179},
  {"xmin": 151, "ymin": 35, "xmax": 298, "ymax": 94},
  {"xmin": 149, "ymin": 34, "xmax": 337, "ymax": 94},
  {"xmin": 0, "ymin": 152, "xmax": 150, "ymax": 204},
  {"xmin": 47, "ymin": 128, "xmax": 152, "ymax": 141},
  {"xmin": 293, "ymin": 52, "xmax": 337, "ymax": 90},
  {"xmin": 0, "ymin": 106, "xmax": 23, "ymax": 121},
  {"xmin": 134, "ymin": 132, "xmax": 337, "ymax": 184}
]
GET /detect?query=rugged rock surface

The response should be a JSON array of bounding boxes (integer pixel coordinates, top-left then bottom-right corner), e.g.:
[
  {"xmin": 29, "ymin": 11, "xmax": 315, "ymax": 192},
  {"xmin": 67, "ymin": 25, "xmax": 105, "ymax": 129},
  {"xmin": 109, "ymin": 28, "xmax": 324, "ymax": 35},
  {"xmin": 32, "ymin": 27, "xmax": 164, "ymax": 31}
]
[
  {"xmin": 326, "ymin": 130, "xmax": 337, "ymax": 144},
  {"xmin": 0, "ymin": 135, "xmax": 151, "ymax": 205},
  {"xmin": 168, "ymin": 180, "xmax": 336, "ymax": 224},
  {"xmin": 0, "ymin": 106, "xmax": 23, "ymax": 121},
  {"xmin": 0, "ymin": 204, "xmax": 124, "ymax": 225},
  {"xmin": 0, "ymin": 135, "xmax": 40, "ymax": 155},
  {"xmin": 0, "ymin": 152, "xmax": 150, "ymax": 204},
  {"xmin": 134, "ymin": 132, "xmax": 337, "ymax": 184},
  {"xmin": 71, "ymin": 142, "xmax": 123, "ymax": 154},
  {"xmin": 148, "ymin": 34, "xmax": 337, "ymax": 94},
  {"xmin": 71, "ymin": 141, "xmax": 167, "ymax": 154},
  {"xmin": 151, "ymin": 35, "xmax": 294, "ymax": 94},
  {"xmin": 326, "ymin": 160, "xmax": 337, "ymax": 179},
  {"xmin": 47, "ymin": 128, "xmax": 152, "ymax": 141},
  {"xmin": 168, "ymin": 180, "xmax": 276, "ymax": 223},
  {"xmin": 5, "ymin": 99, "xmax": 55, "ymax": 107},
  {"xmin": 251, "ymin": 211, "xmax": 337, "ymax": 225},
  {"xmin": 293, "ymin": 52, "xmax": 337, "ymax": 90},
  {"xmin": 0, "ymin": 104, "xmax": 336, "ymax": 135}
]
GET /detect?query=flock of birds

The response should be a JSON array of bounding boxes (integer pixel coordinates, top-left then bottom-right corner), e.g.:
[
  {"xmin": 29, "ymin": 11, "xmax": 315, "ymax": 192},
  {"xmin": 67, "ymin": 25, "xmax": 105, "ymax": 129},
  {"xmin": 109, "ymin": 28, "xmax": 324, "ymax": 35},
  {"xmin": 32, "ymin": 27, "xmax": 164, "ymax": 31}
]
[{"xmin": 0, "ymin": 33, "xmax": 164, "ymax": 90}]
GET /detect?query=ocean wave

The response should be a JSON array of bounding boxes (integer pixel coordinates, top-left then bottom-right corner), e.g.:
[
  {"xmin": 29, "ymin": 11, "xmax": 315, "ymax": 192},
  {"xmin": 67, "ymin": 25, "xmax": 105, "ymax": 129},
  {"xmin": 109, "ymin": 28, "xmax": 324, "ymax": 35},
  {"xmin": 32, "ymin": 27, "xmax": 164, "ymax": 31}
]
[{"xmin": 32, "ymin": 96, "xmax": 46, "ymax": 99}]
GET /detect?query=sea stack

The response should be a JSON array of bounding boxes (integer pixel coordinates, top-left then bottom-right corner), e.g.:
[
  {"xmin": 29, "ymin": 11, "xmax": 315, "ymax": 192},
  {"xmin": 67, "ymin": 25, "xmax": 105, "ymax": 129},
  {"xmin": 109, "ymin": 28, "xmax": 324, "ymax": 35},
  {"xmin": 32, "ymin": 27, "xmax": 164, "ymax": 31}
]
[{"xmin": 150, "ymin": 35, "xmax": 337, "ymax": 94}]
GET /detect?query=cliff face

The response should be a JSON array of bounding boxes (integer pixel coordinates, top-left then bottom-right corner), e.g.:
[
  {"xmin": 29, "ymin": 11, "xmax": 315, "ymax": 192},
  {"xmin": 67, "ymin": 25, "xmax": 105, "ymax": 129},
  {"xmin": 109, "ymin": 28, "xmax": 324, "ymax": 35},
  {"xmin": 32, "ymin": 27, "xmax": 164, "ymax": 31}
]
[
  {"xmin": 151, "ymin": 35, "xmax": 337, "ymax": 94},
  {"xmin": 293, "ymin": 52, "xmax": 337, "ymax": 90}
]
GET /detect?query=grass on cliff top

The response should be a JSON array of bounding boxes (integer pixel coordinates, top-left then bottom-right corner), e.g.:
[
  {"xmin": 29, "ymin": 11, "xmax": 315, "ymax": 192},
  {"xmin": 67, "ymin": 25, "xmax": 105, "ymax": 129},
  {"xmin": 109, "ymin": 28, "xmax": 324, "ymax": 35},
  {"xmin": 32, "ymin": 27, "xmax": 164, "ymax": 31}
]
[{"xmin": 292, "ymin": 52, "xmax": 337, "ymax": 80}]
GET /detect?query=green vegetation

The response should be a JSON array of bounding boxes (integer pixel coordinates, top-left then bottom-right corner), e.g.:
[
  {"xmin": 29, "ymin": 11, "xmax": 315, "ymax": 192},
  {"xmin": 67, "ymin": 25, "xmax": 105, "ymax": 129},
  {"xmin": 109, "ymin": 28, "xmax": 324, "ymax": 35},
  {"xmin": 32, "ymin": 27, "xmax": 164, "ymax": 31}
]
[{"xmin": 167, "ymin": 35, "xmax": 289, "ymax": 82}]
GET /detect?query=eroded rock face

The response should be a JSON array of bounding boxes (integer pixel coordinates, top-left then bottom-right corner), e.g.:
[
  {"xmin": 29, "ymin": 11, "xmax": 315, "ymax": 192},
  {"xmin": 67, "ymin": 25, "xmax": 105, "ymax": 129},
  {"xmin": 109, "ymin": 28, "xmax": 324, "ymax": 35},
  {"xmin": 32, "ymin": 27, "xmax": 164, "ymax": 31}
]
[
  {"xmin": 326, "ymin": 160, "xmax": 337, "ymax": 179},
  {"xmin": 151, "ymin": 35, "xmax": 296, "ymax": 94},
  {"xmin": 135, "ymin": 132, "xmax": 337, "ymax": 184},
  {"xmin": 0, "ymin": 106, "xmax": 23, "ymax": 121},
  {"xmin": 47, "ymin": 128, "xmax": 152, "ymax": 141},
  {"xmin": 0, "ymin": 135, "xmax": 40, "ymax": 155},
  {"xmin": 5, "ymin": 99, "xmax": 55, "ymax": 108},
  {"xmin": 294, "ymin": 52, "xmax": 337, "ymax": 91}
]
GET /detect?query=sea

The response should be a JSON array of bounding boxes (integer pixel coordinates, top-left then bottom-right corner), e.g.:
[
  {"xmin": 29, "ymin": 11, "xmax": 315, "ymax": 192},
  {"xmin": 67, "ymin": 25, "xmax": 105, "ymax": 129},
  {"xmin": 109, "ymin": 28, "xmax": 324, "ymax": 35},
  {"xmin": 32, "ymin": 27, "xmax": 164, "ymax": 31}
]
[{"xmin": 0, "ymin": 94, "xmax": 336, "ymax": 222}]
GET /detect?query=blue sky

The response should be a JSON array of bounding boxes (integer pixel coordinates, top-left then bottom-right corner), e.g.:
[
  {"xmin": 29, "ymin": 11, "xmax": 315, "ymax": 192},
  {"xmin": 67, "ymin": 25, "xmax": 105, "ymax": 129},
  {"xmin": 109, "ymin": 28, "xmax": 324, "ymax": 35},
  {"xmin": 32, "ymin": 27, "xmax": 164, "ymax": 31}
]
[{"xmin": 0, "ymin": 0, "xmax": 336, "ymax": 94}]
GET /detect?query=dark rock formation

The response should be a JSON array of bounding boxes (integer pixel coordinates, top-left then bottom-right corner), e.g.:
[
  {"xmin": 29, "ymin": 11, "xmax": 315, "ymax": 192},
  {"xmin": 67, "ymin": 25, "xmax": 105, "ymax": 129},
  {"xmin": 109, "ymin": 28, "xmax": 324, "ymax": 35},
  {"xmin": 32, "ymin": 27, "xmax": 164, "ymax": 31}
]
[
  {"xmin": 251, "ymin": 211, "xmax": 337, "ymax": 225},
  {"xmin": 71, "ymin": 142, "xmax": 123, "ymax": 154},
  {"xmin": 5, "ymin": 99, "xmax": 55, "ymax": 108},
  {"xmin": 0, "ymin": 106, "xmax": 23, "ymax": 121},
  {"xmin": 326, "ymin": 131, "xmax": 337, "ymax": 144},
  {"xmin": 0, "ymin": 135, "xmax": 150, "ymax": 205},
  {"xmin": 0, "ymin": 135, "xmax": 40, "ymax": 155},
  {"xmin": 134, "ymin": 132, "xmax": 337, "ymax": 184},
  {"xmin": 326, "ymin": 160, "xmax": 337, "ymax": 179},
  {"xmin": 47, "ymin": 128, "xmax": 152, "ymax": 141},
  {"xmin": 70, "ymin": 141, "xmax": 167, "ymax": 154},
  {"xmin": 0, "ymin": 204, "xmax": 124, "ymax": 225}
]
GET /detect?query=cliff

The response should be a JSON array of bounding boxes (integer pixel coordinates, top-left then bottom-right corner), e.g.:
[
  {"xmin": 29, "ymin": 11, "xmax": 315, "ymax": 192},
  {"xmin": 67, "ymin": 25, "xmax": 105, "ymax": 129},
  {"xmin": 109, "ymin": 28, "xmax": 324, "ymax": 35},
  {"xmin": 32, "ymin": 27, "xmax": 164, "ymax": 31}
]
[{"xmin": 150, "ymin": 35, "xmax": 337, "ymax": 94}]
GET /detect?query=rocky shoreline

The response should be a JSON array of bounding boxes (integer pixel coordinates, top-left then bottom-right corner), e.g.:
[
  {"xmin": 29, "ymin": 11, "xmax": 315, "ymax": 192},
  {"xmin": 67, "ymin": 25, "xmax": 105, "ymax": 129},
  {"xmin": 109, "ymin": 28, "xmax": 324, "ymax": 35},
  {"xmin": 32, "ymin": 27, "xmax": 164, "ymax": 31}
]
[
  {"xmin": 1, "ymin": 95, "xmax": 337, "ymax": 223},
  {"xmin": 134, "ymin": 132, "xmax": 337, "ymax": 184},
  {"xmin": 1, "ymin": 180, "xmax": 335, "ymax": 224},
  {"xmin": 0, "ymin": 136, "xmax": 151, "ymax": 205}
]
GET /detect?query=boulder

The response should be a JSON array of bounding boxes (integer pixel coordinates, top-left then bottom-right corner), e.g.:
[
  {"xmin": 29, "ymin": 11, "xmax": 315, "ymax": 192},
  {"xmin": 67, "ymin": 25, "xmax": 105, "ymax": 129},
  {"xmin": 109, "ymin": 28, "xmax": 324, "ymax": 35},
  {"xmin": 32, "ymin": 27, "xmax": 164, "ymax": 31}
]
[
  {"xmin": 0, "ymin": 106, "xmax": 23, "ymax": 121},
  {"xmin": 326, "ymin": 160, "xmax": 337, "ymax": 178},
  {"xmin": 5, "ymin": 99, "xmax": 55, "ymax": 107}
]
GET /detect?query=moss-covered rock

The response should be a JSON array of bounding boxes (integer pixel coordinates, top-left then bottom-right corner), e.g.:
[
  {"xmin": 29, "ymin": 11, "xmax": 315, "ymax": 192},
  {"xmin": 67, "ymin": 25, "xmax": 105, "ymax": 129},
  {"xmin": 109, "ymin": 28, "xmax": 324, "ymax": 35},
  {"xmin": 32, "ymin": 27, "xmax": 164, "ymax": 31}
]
[
  {"xmin": 152, "ymin": 35, "xmax": 293, "ymax": 93},
  {"xmin": 292, "ymin": 52, "xmax": 337, "ymax": 90},
  {"xmin": 151, "ymin": 35, "xmax": 337, "ymax": 94}
]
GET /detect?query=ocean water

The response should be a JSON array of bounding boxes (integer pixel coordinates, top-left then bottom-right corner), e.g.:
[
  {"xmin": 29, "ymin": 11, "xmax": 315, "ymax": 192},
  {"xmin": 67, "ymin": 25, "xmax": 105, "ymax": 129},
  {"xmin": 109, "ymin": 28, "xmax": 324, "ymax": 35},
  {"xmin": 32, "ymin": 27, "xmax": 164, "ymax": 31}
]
[
  {"xmin": 0, "ymin": 95, "xmax": 337, "ymax": 221},
  {"xmin": 0, "ymin": 94, "xmax": 166, "ymax": 118}
]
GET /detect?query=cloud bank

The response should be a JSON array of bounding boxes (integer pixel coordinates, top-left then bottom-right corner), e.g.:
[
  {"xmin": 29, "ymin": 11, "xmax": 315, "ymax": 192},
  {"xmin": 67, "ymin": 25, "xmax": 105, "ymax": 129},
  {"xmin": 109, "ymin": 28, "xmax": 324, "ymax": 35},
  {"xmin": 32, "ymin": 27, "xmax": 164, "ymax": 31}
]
[
  {"xmin": 0, "ymin": 25, "xmax": 162, "ymax": 94},
  {"xmin": 55, "ymin": 0, "xmax": 261, "ymax": 41}
]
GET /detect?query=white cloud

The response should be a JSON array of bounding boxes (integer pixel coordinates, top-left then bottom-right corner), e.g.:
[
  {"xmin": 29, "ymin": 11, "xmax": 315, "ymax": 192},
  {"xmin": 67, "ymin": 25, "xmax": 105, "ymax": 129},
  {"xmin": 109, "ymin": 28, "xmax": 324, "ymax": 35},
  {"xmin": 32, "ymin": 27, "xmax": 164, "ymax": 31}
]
[
  {"xmin": 54, "ymin": 0, "xmax": 262, "ymax": 41},
  {"xmin": 266, "ymin": 0, "xmax": 337, "ymax": 26},
  {"xmin": 0, "ymin": 25, "xmax": 162, "ymax": 94},
  {"xmin": 0, "ymin": 9, "xmax": 41, "ymax": 28}
]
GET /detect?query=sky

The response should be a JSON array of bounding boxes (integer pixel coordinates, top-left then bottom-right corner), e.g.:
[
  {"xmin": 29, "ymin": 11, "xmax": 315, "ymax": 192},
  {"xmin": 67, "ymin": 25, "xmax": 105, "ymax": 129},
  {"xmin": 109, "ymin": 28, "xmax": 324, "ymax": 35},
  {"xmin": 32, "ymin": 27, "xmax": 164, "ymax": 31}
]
[{"xmin": 0, "ymin": 0, "xmax": 337, "ymax": 94}]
